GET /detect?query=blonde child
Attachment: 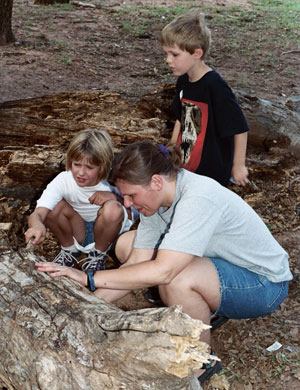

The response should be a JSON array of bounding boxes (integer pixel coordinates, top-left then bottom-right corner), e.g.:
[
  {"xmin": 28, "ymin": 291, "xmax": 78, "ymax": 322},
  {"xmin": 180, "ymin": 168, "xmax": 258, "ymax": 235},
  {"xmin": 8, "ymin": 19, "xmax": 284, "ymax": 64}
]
[
  {"xmin": 161, "ymin": 10, "xmax": 249, "ymax": 187},
  {"xmin": 25, "ymin": 129, "xmax": 139, "ymax": 272}
]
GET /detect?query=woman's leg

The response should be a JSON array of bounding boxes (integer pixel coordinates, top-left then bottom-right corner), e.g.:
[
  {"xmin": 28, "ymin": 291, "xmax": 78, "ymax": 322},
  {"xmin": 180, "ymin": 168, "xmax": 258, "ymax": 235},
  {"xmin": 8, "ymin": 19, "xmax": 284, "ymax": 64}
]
[
  {"xmin": 45, "ymin": 200, "xmax": 85, "ymax": 246},
  {"xmin": 159, "ymin": 256, "xmax": 221, "ymax": 379},
  {"xmin": 114, "ymin": 230, "xmax": 137, "ymax": 264},
  {"xmin": 159, "ymin": 257, "xmax": 220, "ymax": 344},
  {"xmin": 94, "ymin": 230, "xmax": 136, "ymax": 301}
]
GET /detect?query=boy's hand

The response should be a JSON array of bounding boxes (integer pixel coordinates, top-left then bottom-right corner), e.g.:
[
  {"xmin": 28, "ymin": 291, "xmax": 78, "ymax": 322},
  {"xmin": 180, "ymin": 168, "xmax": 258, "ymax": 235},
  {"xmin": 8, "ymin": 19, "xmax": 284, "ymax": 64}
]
[
  {"xmin": 89, "ymin": 191, "xmax": 117, "ymax": 206},
  {"xmin": 25, "ymin": 226, "xmax": 46, "ymax": 245},
  {"xmin": 231, "ymin": 165, "xmax": 249, "ymax": 186},
  {"xmin": 35, "ymin": 262, "xmax": 87, "ymax": 287}
]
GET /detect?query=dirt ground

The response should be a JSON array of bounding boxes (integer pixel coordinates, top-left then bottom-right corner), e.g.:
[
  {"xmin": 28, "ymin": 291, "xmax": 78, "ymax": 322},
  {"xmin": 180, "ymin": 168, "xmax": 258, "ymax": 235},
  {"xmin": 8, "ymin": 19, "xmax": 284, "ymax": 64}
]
[{"xmin": 1, "ymin": 0, "xmax": 300, "ymax": 389}]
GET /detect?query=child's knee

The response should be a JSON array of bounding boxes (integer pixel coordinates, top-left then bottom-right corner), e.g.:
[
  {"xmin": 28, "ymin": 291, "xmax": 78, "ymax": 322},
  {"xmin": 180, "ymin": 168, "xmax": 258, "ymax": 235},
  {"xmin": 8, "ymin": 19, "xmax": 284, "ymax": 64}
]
[
  {"xmin": 100, "ymin": 200, "xmax": 124, "ymax": 223},
  {"xmin": 48, "ymin": 200, "xmax": 69, "ymax": 217}
]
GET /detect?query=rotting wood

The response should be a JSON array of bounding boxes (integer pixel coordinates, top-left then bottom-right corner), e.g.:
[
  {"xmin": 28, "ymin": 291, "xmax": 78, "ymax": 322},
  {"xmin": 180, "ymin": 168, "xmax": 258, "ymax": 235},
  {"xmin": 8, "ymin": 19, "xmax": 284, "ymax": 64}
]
[
  {"xmin": 0, "ymin": 90, "xmax": 168, "ymax": 198},
  {"xmin": 0, "ymin": 230, "xmax": 209, "ymax": 390}
]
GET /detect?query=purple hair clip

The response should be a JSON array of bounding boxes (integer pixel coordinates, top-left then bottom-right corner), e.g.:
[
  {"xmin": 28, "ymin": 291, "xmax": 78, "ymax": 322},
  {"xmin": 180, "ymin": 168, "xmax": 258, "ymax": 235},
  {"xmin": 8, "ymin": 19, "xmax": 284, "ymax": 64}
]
[{"xmin": 158, "ymin": 144, "xmax": 170, "ymax": 158}]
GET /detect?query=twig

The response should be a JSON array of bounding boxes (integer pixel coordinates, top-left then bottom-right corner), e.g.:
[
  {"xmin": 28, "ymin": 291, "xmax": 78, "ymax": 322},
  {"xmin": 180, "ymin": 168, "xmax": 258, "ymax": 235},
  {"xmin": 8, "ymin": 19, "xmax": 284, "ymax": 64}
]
[
  {"xmin": 281, "ymin": 49, "xmax": 300, "ymax": 55},
  {"xmin": 71, "ymin": 1, "xmax": 96, "ymax": 8}
]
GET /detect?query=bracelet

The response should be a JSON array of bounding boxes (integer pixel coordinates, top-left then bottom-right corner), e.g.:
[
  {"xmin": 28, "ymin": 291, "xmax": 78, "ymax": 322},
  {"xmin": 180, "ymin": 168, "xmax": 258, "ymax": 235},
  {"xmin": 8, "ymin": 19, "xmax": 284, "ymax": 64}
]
[{"xmin": 86, "ymin": 271, "xmax": 96, "ymax": 292}]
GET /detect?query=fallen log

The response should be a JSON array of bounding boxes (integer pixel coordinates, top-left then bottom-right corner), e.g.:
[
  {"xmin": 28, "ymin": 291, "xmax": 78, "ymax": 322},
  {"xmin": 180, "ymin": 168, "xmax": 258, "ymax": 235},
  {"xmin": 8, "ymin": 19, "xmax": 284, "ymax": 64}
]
[
  {"xmin": 138, "ymin": 86, "xmax": 300, "ymax": 154},
  {"xmin": 0, "ymin": 90, "xmax": 168, "ymax": 199},
  {"xmin": 0, "ymin": 231, "xmax": 209, "ymax": 390},
  {"xmin": 235, "ymin": 92, "xmax": 300, "ymax": 153}
]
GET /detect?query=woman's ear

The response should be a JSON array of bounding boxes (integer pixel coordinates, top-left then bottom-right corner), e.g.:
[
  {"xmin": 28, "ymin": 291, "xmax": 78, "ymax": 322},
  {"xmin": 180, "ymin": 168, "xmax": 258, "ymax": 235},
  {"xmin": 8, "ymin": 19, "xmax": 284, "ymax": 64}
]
[{"xmin": 150, "ymin": 174, "xmax": 163, "ymax": 191}]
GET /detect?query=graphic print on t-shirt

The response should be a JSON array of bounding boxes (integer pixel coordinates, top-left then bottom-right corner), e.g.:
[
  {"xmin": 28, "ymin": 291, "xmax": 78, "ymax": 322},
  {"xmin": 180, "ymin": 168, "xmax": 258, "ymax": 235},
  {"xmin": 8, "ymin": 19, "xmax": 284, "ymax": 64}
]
[{"xmin": 178, "ymin": 99, "xmax": 208, "ymax": 172}]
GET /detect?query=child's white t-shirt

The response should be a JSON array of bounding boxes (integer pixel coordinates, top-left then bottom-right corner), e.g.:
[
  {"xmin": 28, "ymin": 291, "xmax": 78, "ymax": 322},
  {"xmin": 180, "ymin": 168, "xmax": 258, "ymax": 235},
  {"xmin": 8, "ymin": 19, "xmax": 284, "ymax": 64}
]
[{"xmin": 36, "ymin": 170, "xmax": 119, "ymax": 222}]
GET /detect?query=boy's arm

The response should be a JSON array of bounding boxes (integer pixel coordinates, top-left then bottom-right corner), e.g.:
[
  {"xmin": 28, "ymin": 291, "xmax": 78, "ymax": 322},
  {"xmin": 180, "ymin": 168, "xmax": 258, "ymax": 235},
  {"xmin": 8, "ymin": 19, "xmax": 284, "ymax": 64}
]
[
  {"xmin": 169, "ymin": 119, "xmax": 181, "ymax": 144},
  {"xmin": 25, "ymin": 207, "xmax": 50, "ymax": 245},
  {"xmin": 231, "ymin": 132, "xmax": 249, "ymax": 186}
]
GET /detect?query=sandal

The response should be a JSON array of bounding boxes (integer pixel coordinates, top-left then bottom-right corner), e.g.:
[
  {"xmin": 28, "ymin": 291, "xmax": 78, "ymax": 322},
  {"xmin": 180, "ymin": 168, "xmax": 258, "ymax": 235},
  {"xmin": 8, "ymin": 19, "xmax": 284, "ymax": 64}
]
[
  {"xmin": 198, "ymin": 351, "xmax": 222, "ymax": 384},
  {"xmin": 211, "ymin": 315, "xmax": 229, "ymax": 332}
]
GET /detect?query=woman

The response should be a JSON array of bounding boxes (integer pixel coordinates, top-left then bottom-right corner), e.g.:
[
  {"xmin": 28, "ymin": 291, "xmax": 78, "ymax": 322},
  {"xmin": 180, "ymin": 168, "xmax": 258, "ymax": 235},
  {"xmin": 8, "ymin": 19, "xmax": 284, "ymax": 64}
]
[{"xmin": 35, "ymin": 141, "xmax": 292, "ymax": 383}]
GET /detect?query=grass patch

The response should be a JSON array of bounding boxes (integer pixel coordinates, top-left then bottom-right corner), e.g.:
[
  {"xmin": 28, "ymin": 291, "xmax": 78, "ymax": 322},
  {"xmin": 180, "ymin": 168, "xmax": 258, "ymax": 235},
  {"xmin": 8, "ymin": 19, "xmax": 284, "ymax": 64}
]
[{"xmin": 113, "ymin": 0, "xmax": 299, "ymax": 55}]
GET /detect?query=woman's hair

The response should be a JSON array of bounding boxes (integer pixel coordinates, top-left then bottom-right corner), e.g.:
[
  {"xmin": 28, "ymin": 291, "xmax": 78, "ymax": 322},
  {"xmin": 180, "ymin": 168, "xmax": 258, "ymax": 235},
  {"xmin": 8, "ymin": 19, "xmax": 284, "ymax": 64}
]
[
  {"xmin": 160, "ymin": 10, "xmax": 211, "ymax": 60},
  {"xmin": 110, "ymin": 141, "xmax": 182, "ymax": 185},
  {"xmin": 66, "ymin": 129, "xmax": 113, "ymax": 180}
]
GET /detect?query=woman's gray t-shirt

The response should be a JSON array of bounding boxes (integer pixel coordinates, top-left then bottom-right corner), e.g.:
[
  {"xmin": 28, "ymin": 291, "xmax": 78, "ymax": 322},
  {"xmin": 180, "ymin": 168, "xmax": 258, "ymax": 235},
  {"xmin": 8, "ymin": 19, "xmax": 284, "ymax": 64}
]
[{"xmin": 134, "ymin": 169, "xmax": 292, "ymax": 283}]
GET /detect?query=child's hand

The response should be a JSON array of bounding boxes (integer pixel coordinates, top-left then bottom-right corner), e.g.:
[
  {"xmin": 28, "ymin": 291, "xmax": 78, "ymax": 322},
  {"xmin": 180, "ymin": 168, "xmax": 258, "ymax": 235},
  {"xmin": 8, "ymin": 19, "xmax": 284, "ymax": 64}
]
[
  {"xmin": 25, "ymin": 226, "xmax": 46, "ymax": 245},
  {"xmin": 35, "ymin": 262, "xmax": 87, "ymax": 287},
  {"xmin": 89, "ymin": 191, "xmax": 116, "ymax": 206},
  {"xmin": 231, "ymin": 165, "xmax": 249, "ymax": 186}
]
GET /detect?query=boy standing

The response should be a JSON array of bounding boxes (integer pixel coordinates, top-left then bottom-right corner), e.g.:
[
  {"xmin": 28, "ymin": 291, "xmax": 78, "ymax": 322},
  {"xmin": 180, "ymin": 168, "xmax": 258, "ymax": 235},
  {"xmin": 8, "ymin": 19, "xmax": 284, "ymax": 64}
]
[
  {"xmin": 161, "ymin": 10, "xmax": 249, "ymax": 187},
  {"xmin": 25, "ymin": 129, "xmax": 139, "ymax": 271}
]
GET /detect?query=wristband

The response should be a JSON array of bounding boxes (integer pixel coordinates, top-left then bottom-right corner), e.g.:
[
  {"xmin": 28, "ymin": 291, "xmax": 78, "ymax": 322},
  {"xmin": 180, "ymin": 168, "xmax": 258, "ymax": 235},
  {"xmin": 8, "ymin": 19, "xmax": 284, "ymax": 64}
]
[{"xmin": 86, "ymin": 271, "xmax": 96, "ymax": 292}]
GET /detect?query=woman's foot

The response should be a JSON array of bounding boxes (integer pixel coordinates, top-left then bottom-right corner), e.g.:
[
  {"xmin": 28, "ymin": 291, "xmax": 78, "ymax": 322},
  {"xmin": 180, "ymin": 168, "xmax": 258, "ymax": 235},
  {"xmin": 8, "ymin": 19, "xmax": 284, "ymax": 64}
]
[{"xmin": 197, "ymin": 351, "xmax": 222, "ymax": 384}]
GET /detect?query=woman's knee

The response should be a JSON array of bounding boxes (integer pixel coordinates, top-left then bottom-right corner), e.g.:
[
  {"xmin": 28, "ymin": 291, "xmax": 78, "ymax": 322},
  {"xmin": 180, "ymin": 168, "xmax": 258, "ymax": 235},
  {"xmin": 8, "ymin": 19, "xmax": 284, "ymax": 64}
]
[
  {"xmin": 159, "ymin": 271, "xmax": 191, "ymax": 305},
  {"xmin": 115, "ymin": 230, "xmax": 136, "ymax": 263}
]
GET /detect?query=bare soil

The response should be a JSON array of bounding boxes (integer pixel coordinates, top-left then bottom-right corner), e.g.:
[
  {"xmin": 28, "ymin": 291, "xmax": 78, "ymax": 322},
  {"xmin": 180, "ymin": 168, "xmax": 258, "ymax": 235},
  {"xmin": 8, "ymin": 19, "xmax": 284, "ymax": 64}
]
[{"xmin": 1, "ymin": 1, "xmax": 300, "ymax": 390}]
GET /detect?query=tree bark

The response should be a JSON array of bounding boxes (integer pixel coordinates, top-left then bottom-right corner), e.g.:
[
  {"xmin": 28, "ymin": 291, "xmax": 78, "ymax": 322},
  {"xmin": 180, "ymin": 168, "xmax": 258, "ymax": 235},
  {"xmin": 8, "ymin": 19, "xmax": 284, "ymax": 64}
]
[
  {"xmin": 0, "ymin": 0, "xmax": 15, "ymax": 45},
  {"xmin": 0, "ymin": 231, "xmax": 209, "ymax": 390},
  {"xmin": 139, "ymin": 86, "xmax": 300, "ymax": 154},
  {"xmin": 0, "ymin": 90, "xmax": 167, "ymax": 199},
  {"xmin": 235, "ymin": 92, "xmax": 300, "ymax": 153}
]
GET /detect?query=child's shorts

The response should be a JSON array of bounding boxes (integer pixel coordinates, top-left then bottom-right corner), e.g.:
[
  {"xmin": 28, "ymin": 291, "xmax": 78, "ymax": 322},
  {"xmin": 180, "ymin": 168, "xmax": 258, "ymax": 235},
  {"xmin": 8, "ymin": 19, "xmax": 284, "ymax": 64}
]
[
  {"xmin": 81, "ymin": 205, "xmax": 139, "ymax": 248},
  {"xmin": 209, "ymin": 257, "xmax": 289, "ymax": 319}
]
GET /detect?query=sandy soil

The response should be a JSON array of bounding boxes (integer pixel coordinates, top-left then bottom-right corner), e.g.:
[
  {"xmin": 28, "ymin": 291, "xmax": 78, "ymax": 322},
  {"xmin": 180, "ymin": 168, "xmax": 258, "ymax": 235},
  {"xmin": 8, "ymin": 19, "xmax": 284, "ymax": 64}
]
[{"xmin": 1, "ymin": 1, "xmax": 300, "ymax": 389}]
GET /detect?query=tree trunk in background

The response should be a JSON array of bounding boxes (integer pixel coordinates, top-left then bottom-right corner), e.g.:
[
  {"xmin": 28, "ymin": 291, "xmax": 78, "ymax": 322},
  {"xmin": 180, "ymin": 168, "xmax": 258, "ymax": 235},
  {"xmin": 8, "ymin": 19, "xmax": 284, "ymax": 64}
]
[{"xmin": 0, "ymin": 0, "xmax": 15, "ymax": 45}]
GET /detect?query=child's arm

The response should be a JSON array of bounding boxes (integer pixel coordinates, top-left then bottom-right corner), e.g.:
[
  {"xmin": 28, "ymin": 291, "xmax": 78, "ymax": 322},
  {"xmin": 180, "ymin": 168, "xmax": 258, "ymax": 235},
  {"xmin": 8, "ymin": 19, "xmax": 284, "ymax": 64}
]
[
  {"xmin": 169, "ymin": 119, "xmax": 181, "ymax": 144},
  {"xmin": 25, "ymin": 207, "xmax": 50, "ymax": 245},
  {"xmin": 89, "ymin": 191, "xmax": 121, "ymax": 206},
  {"xmin": 231, "ymin": 132, "xmax": 249, "ymax": 186}
]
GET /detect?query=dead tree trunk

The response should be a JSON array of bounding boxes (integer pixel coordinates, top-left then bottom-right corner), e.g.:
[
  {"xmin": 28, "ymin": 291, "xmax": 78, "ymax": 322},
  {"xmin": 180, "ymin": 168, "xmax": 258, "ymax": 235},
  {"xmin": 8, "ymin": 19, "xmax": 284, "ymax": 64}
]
[
  {"xmin": 0, "ymin": 0, "xmax": 15, "ymax": 45},
  {"xmin": 0, "ymin": 232, "xmax": 209, "ymax": 390},
  {"xmin": 235, "ymin": 92, "xmax": 300, "ymax": 153},
  {"xmin": 0, "ymin": 90, "xmax": 168, "ymax": 197}
]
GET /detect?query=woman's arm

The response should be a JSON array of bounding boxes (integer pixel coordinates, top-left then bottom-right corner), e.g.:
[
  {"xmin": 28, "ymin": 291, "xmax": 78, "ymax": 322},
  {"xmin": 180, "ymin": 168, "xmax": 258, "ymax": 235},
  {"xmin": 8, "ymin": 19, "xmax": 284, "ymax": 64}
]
[{"xmin": 34, "ymin": 248, "xmax": 195, "ymax": 302}]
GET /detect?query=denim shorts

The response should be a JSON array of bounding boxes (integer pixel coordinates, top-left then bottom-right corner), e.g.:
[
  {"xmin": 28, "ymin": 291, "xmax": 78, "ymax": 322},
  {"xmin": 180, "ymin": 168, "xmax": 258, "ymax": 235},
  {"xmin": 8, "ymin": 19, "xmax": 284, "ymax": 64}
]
[
  {"xmin": 81, "ymin": 221, "xmax": 94, "ymax": 247},
  {"xmin": 81, "ymin": 204, "xmax": 139, "ymax": 250},
  {"xmin": 210, "ymin": 257, "xmax": 289, "ymax": 319}
]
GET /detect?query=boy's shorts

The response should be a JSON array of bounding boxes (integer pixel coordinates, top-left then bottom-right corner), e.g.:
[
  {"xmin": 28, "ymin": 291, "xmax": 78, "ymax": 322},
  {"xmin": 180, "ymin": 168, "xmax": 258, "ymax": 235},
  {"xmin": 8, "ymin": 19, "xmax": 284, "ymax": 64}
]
[
  {"xmin": 81, "ymin": 205, "xmax": 139, "ymax": 249},
  {"xmin": 209, "ymin": 257, "xmax": 289, "ymax": 319}
]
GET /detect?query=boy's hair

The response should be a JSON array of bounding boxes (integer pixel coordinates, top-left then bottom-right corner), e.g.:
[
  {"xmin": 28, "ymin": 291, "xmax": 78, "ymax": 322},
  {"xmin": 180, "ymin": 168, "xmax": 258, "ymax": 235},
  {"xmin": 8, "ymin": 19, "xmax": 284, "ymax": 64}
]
[
  {"xmin": 66, "ymin": 129, "xmax": 113, "ymax": 181},
  {"xmin": 160, "ymin": 10, "xmax": 211, "ymax": 59}
]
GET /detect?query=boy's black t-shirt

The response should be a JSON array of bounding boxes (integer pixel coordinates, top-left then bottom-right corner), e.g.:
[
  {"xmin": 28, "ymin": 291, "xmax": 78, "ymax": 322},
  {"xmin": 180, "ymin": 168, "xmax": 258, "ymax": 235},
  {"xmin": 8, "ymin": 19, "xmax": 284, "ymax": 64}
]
[{"xmin": 172, "ymin": 70, "xmax": 249, "ymax": 186}]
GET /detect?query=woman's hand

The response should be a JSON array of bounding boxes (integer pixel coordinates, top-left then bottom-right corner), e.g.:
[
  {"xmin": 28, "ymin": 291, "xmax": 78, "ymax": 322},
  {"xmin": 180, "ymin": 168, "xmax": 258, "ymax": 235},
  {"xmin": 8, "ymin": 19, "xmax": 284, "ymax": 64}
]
[{"xmin": 35, "ymin": 262, "xmax": 87, "ymax": 287}]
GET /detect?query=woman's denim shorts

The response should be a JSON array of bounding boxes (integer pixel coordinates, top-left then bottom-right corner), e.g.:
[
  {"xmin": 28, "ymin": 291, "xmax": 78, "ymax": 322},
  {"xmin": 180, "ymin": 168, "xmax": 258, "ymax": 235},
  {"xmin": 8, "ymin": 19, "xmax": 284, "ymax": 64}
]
[{"xmin": 210, "ymin": 257, "xmax": 289, "ymax": 319}]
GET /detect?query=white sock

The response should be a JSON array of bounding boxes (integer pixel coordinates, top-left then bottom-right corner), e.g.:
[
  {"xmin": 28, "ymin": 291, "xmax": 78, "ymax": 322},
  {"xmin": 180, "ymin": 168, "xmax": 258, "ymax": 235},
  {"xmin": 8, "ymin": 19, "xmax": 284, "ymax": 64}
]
[
  {"xmin": 94, "ymin": 248, "xmax": 106, "ymax": 255},
  {"xmin": 61, "ymin": 244, "xmax": 79, "ymax": 253}
]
